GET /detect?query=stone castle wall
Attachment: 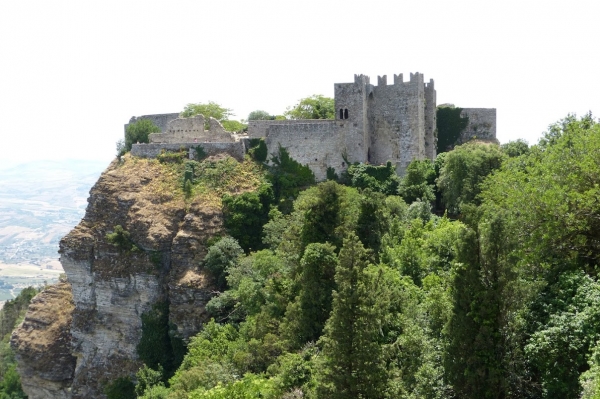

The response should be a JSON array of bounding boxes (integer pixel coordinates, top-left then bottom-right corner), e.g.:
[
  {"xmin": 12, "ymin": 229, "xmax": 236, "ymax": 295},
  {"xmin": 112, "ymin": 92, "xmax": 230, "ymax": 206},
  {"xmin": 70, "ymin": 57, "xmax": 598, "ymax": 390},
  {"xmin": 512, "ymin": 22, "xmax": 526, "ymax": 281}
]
[
  {"xmin": 335, "ymin": 74, "xmax": 370, "ymax": 165},
  {"xmin": 149, "ymin": 115, "xmax": 236, "ymax": 144},
  {"xmin": 125, "ymin": 113, "xmax": 180, "ymax": 134},
  {"xmin": 458, "ymin": 108, "xmax": 497, "ymax": 144},
  {"xmin": 131, "ymin": 141, "xmax": 246, "ymax": 161},
  {"xmin": 369, "ymin": 73, "xmax": 427, "ymax": 172},
  {"xmin": 263, "ymin": 121, "xmax": 341, "ymax": 181}
]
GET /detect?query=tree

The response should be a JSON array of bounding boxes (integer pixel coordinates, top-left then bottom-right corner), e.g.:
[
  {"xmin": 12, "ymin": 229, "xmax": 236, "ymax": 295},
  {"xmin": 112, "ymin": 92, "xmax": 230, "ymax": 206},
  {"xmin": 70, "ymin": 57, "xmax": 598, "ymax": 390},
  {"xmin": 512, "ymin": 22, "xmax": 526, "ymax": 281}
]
[
  {"xmin": 317, "ymin": 233, "xmax": 389, "ymax": 398},
  {"xmin": 203, "ymin": 237, "xmax": 244, "ymax": 291},
  {"xmin": 124, "ymin": 119, "xmax": 161, "ymax": 152},
  {"xmin": 247, "ymin": 110, "xmax": 274, "ymax": 121},
  {"xmin": 284, "ymin": 95, "xmax": 334, "ymax": 120},
  {"xmin": 399, "ymin": 159, "xmax": 436, "ymax": 204},
  {"xmin": 436, "ymin": 142, "xmax": 505, "ymax": 214},
  {"xmin": 500, "ymin": 139, "xmax": 529, "ymax": 157},
  {"xmin": 281, "ymin": 243, "xmax": 338, "ymax": 348},
  {"xmin": 180, "ymin": 101, "xmax": 233, "ymax": 120}
]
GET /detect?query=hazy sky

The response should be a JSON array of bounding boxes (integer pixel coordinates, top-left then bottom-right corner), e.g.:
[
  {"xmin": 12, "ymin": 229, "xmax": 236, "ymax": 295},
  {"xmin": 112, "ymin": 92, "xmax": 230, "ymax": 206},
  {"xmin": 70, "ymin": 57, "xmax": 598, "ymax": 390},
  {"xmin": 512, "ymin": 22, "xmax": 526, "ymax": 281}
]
[{"xmin": 1, "ymin": 0, "xmax": 598, "ymax": 167}]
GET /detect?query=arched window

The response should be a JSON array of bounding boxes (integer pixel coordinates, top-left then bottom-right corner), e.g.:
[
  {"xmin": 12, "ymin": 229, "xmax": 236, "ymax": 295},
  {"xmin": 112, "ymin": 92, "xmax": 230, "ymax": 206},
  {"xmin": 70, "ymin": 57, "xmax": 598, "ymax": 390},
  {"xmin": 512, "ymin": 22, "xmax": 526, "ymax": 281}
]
[
  {"xmin": 344, "ymin": 108, "xmax": 349, "ymax": 119},
  {"xmin": 339, "ymin": 109, "xmax": 344, "ymax": 120}
]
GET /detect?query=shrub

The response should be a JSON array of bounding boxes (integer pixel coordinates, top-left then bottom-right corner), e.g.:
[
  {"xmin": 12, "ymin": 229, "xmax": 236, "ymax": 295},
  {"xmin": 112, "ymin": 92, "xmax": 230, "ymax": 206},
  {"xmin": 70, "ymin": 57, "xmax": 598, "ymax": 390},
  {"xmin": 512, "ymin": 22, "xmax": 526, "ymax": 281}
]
[
  {"xmin": 104, "ymin": 376, "xmax": 136, "ymax": 399},
  {"xmin": 248, "ymin": 139, "xmax": 268, "ymax": 163},
  {"xmin": 124, "ymin": 119, "xmax": 161, "ymax": 152}
]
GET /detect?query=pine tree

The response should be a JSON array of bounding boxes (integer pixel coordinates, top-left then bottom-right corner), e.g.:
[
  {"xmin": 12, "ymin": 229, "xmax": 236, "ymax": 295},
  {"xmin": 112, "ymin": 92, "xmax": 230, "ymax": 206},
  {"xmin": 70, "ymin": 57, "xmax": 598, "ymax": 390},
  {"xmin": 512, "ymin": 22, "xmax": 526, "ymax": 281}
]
[{"xmin": 317, "ymin": 233, "xmax": 388, "ymax": 398}]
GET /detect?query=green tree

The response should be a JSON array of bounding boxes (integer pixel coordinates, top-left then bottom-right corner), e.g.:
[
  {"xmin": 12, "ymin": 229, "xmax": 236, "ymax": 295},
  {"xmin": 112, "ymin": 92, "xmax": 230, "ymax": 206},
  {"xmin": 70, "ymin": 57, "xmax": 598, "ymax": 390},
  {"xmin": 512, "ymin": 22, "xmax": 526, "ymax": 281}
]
[
  {"xmin": 203, "ymin": 237, "xmax": 244, "ymax": 291},
  {"xmin": 500, "ymin": 139, "xmax": 529, "ymax": 157},
  {"xmin": 247, "ymin": 110, "xmax": 274, "ymax": 121},
  {"xmin": 281, "ymin": 243, "xmax": 338, "ymax": 348},
  {"xmin": 268, "ymin": 146, "xmax": 315, "ymax": 212},
  {"xmin": 437, "ymin": 142, "xmax": 506, "ymax": 214},
  {"xmin": 399, "ymin": 158, "xmax": 436, "ymax": 203},
  {"xmin": 284, "ymin": 95, "xmax": 335, "ymax": 120},
  {"xmin": 181, "ymin": 101, "xmax": 233, "ymax": 120},
  {"xmin": 317, "ymin": 234, "xmax": 389, "ymax": 398},
  {"xmin": 222, "ymin": 184, "xmax": 274, "ymax": 253},
  {"xmin": 124, "ymin": 119, "xmax": 161, "ymax": 152}
]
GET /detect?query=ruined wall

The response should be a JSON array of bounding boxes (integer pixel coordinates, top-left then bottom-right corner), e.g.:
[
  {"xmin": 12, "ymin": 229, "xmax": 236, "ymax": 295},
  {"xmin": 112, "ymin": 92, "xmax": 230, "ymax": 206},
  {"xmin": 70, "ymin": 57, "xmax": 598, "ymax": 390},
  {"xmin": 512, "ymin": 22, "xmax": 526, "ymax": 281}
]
[
  {"xmin": 131, "ymin": 141, "xmax": 247, "ymax": 161},
  {"xmin": 125, "ymin": 113, "xmax": 180, "ymax": 134},
  {"xmin": 458, "ymin": 108, "xmax": 497, "ymax": 144},
  {"xmin": 149, "ymin": 116, "xmax": 236, "ymax": 144},
  {"xmin": 335, "ymin": 74, "xmax": 370, "ymax": 164},
  {"xmin": 263, "ymin": 121, "xmax": 340, "ymax": 181},
  {"xmin": 369, "ymin": 73, "xmax": 426, "ymax": 172}
]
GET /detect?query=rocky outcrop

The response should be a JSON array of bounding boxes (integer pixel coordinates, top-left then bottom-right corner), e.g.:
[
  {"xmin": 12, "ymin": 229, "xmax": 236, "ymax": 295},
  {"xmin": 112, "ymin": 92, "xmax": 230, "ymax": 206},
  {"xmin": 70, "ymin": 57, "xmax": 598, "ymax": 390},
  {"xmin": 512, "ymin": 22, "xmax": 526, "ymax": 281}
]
[
  {"xmin": 11, "ymin": 280, "xmax": 76, "ymax": 399},
  {"xmin": 13, "ymin": 155, "xmax": 235, "ymax": 398}
]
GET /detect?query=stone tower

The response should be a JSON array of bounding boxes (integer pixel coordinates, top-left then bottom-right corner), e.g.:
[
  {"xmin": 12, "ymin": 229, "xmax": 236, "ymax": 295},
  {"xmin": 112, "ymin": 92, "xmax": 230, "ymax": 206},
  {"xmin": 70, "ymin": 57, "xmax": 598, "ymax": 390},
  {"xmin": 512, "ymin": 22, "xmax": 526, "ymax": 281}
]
[
  {"xmin": 333, "ymin": 72, "xmax": 437, "ymax": 173},
  {"xmin": 334, "ymin": 74, "xmax": 371, "ymax": 164}
]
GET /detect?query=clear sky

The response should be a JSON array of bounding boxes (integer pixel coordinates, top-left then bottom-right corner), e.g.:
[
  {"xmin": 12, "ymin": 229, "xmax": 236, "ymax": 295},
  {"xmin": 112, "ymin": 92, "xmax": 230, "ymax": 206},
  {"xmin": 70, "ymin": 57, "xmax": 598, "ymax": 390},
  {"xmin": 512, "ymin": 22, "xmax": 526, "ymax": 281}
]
[{"xmin": 1, "ymin": 0, "xmax": 598, "ymax": 168}]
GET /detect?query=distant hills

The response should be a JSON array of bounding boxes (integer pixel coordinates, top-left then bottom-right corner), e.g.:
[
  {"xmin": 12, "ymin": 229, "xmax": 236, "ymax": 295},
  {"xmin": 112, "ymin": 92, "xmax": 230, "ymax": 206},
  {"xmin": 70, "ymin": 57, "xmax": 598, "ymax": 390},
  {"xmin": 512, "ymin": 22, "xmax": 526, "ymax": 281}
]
[{"xmin": 0, "ymin": 159, "xmax": 108, "ymax": 266}]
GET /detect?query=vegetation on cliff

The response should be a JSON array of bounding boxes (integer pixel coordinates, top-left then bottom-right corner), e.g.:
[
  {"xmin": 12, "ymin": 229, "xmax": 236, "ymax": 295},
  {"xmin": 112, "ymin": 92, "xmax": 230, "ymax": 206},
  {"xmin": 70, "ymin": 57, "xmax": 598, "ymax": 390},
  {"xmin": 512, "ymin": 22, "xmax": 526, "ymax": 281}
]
[
  {"xmin": 114, "ymin": 113, "xmax": 600, "ymax": 399},
  {"xmin": 0, "ymin": 287, "xmax": 38, "ymax": 399}
]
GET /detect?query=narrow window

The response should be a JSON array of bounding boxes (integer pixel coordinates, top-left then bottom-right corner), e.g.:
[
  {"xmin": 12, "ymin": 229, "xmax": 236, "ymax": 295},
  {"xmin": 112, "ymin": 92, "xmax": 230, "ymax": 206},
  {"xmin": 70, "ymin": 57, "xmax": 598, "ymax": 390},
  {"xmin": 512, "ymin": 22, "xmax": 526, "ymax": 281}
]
[
  {"xmin": 339, "ymin": 109, "xmax": 344, "ymax": 120},
  {"xmin": 344, "ymin": 108, "xmax": 349, "ymax": 119}
]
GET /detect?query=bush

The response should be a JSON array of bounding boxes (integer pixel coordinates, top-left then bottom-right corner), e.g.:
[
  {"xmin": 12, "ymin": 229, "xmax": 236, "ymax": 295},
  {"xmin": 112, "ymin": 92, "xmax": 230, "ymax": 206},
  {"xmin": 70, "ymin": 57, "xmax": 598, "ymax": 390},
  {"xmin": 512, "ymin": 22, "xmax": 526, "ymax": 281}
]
[
  {"xmin": 203, "ymin": 237, "xmax": 244, "ymax": 291},
  {"xmin": 345, "ymin": 161, "xmax": 399, "ymax": 195},
  {"xmin": 248, "ymin": 139, "xmax": 268, "ymax": 163},
  {"xmin": 105, "ymin": 225, "xmax": 138, "ymax": 251},
  {"xmin": 124, "ymin": 119, "xmax": 161, "ymax": 152},
  {"xmin": 105, "ymin": 376, "xmax": 136, "ymax": 399}
]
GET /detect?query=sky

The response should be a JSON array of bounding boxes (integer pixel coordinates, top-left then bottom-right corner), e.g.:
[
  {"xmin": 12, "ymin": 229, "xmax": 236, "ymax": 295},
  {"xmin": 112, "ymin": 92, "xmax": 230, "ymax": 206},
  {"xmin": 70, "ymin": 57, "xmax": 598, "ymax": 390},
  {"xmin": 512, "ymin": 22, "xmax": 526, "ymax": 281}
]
[{"xmin": 0, "ymin": 0, "xmax": 598, "ymax": 168}]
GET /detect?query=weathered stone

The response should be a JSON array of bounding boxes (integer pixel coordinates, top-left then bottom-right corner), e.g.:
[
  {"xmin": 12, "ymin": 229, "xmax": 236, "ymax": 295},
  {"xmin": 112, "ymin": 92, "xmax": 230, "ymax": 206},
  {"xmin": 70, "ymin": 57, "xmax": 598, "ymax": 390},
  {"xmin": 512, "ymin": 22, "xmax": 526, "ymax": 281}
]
[{"xmin": 11, "ymin": 281, "xmax": 76, "ymax": 399}]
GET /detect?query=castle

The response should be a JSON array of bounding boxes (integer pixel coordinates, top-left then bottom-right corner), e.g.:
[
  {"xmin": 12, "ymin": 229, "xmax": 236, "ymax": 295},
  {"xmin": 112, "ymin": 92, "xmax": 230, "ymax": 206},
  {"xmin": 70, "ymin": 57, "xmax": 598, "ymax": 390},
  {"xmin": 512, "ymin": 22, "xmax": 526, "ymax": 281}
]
[{"xmin": 129, "ymin": 73, "xmax": 496, "ymax": 180}]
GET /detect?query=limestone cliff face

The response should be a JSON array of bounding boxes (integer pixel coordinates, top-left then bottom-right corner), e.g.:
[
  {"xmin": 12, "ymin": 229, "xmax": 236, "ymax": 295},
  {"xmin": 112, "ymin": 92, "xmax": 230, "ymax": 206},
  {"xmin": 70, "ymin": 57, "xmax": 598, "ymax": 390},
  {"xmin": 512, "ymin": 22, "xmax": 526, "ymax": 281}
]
[
  {"xmin": 13, "ymin": 155, "xmax": 232, "ymax": 399},
  {"xmin": 11, "ymin": 280, "xmax": 76, "ymax": 399}
]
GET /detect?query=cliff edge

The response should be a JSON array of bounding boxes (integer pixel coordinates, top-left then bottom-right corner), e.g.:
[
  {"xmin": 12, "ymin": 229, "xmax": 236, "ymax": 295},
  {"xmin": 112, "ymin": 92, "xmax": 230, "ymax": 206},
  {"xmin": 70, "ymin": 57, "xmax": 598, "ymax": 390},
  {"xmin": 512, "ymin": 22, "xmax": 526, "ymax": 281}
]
[{"xmin": 12, "ymin": 154, "xmax": 262, "ymax": 398}]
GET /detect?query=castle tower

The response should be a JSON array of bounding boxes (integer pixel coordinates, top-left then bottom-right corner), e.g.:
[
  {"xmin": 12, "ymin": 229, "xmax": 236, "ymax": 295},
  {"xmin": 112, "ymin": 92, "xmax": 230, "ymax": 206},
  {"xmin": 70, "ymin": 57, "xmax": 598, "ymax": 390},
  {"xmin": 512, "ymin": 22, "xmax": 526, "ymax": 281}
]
[
  {"xmin": 334, "ymin": 74, "xmax": 371, "ymax": 163},
  {"xmin": 366, "ymin": 72, "xmax": 428, "ymax": 172},
  {"xmin": 424, "ymin": 79, "xmax": 437, "ymax": 159}
]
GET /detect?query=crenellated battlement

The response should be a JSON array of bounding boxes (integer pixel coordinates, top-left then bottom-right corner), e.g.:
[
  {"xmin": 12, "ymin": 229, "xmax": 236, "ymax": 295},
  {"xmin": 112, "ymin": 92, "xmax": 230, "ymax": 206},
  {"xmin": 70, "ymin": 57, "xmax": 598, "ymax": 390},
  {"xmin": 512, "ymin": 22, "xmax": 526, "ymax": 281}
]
[{"xmin": 354, "ymin": 74, "xmax": 370, "ymax": 85}]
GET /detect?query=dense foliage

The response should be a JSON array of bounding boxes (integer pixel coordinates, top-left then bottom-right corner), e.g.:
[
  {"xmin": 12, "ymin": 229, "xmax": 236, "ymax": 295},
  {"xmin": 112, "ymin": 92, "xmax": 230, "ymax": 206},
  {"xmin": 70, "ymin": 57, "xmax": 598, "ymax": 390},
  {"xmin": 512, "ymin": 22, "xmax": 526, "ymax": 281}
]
[
  {"xmin": 436, "ymin": 106, "xmax": 469, "ymax": 153},
  {"xmin": 0, "ymin": 287, "xmax": 38, "ymax": 399},
  {"xmin": 122, "ymin": 119, "xmax": 161, "ymax": 154},
  {"xmin": 87, "ymin": 112, "xmax": 600, "ymax": 398},
  {"xmin": 181, "ymin": 101, "xmax": 247, "ymax": 132},
  {"xmin": 284, "ymin": 95, "xmax": 335, "ymax": 120}
]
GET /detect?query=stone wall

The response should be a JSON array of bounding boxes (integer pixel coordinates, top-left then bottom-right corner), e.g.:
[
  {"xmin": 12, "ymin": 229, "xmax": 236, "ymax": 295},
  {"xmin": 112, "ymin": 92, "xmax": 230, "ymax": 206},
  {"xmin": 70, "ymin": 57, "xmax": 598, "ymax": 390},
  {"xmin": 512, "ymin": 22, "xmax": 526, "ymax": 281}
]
[
  {"xmin": 263, "ymin": 121, "xmax": 341, "ymax": 181},
  {"xmin": 150, "ymin": 115, "xmax": 236, "ymax": 144},
  {"xmin": 248, "ymin": 119, "xmax": 334, "ymax": 139},
  {"xmin": 458, "ymin": 108, "xmax": 497, "ymax": 144},
  {"xmin": 369, "ymin": 73, "xmax": 427, "ymax": 172},
  {"xmin": 131, "ymin": 141, "xmax": 247, "ymax": 161},
  {"xmin": 335, "ymin": 74, "xmax": 370, "ymax": 165},
  {"xmin": 125, "ymin": 113, "xmax": 180, "ymax": 134}
]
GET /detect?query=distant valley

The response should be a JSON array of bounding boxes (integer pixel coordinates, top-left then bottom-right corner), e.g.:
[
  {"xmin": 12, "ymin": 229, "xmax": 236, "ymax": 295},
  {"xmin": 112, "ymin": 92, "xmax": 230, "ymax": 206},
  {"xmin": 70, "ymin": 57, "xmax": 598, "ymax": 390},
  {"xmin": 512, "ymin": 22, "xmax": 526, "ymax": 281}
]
[{"xmin": 0, "ymin": 159, "xmax": 107, "ymax": 301}]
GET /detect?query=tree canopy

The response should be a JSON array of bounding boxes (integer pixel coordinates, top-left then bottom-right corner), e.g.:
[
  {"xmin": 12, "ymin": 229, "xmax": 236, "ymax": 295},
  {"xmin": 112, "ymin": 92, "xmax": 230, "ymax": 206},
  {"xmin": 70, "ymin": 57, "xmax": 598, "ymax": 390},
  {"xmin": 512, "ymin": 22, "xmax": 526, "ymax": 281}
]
[{"xmin": 284, "ymin": 95, "xmax": 335, "ymax": 120}]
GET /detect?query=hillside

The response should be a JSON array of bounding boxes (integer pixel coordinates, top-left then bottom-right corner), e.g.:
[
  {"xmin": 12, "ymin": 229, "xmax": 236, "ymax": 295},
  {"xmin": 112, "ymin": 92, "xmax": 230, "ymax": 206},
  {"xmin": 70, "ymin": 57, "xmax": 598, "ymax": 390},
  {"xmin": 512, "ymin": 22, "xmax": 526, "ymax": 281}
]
[{"xmin": 10, "ymin": 114, "xmax": 600, "ymax": 399}]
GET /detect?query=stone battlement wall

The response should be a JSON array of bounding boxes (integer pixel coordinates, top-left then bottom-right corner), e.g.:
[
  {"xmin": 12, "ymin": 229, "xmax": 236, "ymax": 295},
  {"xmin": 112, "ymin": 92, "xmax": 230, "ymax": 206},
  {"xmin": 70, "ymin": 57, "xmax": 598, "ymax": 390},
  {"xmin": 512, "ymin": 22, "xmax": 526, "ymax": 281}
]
[
  {"xmin": 131, "ymin": 141, "xmax": 247, "ymax": 161},
  {"xmin": 125, "ymin": 113, "xmax": 180, "ymax": 134},
  {"xmin": 149, "ymin": 115, "xmax": 236, "ymax": 144},
  {"xmin": 264, "ymin": 122, "xmax": 342, "ymax": 181},
  {"xmin": 458, "ymin": 108, "xmax": 497, "ymax": 144},
  {"xmin": 248, "ymin": 119, "xmax": 334, "ymax": 139}
]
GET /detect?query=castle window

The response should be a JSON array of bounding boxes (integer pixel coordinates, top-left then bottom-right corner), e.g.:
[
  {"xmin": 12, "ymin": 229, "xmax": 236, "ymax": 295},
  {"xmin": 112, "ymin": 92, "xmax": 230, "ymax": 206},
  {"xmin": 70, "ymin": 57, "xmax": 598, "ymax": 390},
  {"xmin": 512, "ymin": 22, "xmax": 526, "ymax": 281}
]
[
  {"xmin": 344, "ymin": 108, "xmax": 349, "ymax": 119},
  {"xmin": 339, "ymin": 109, "xmax": 344, "ymax": 120}
]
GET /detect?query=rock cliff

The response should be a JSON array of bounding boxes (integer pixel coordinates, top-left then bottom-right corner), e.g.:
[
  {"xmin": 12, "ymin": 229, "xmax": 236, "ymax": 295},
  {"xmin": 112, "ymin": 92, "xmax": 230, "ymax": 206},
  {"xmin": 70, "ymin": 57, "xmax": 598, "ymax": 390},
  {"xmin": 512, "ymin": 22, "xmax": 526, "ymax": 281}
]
[{"xmin": 11, "ymin": 154, "xmax": 261, "ymax": 398}]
